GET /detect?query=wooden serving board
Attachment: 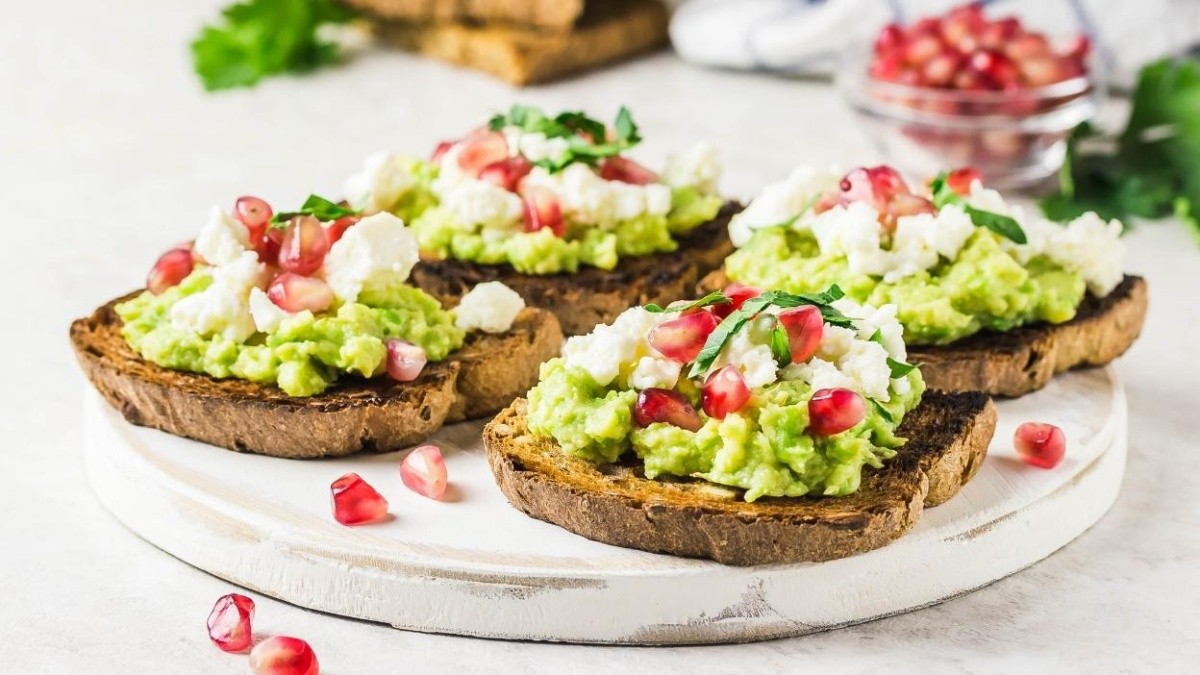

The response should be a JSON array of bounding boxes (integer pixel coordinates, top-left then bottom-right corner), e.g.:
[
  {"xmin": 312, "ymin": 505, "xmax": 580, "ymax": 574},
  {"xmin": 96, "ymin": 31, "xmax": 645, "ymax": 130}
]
[{"xmin": 82, "ymin": 368, "xmax": 1127, "ymax": 645}]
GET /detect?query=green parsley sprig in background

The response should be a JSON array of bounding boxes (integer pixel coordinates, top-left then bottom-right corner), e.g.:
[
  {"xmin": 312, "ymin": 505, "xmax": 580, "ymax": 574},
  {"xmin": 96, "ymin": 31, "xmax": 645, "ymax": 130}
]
[
  {"xmin": 270, "ymin": 194, "xmax": 358, "ymax": 227},
  {"xmin": 487, "ymin": 105, "xmax": 643, "ymax": 172}
]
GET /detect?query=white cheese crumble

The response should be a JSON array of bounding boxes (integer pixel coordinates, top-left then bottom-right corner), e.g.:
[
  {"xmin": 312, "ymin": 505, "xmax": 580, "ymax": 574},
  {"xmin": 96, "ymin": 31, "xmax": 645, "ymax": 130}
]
[
  {"xmin": 728, "ymin": 166, "xmax": 843, "ymax": 246},
  {"xmin": 628, "ymin": 356, "xmax": 683, "ymax": 390},
  {"xmin": 711, "ymin": 330, "xmax": 779, "ymax": 389},
  {"xmin": 193, "ymin": 206, "xmax": 250, "ymax": 266},
  {"xmin": 344, "ymin": 151, "xmax": 416, "ymax": 214},
  {"xmin": 521, "ymin": 163, "xmax": 671, "ymax": 228},
  {"xmin": 169, "ymin": 251, "xmax": 265, "ymax": 342},
  {"xmin": 502, "ymin": 128, "xmax": 572, "ymax": 164},
  {"xmin": 248, "ymin": 287, "xmax": 293, "ymax": 334},
  {"xmin": 454, "ymin": 281, "xmax": 525, "ymax": 333},
  {"xmin": 662, "ymin": 141, "xmax": 721, "ymax": 194},
  {"xmin": 323, "ymin": 212, "xmax": 419, "ymax": 304},
  {"xmin": 440, "ymin": 180, "xmax": 523, "ymax": 230},
  {"xmin": 561, "ymin": 307, "xmax": 662, "ymax": 387}
]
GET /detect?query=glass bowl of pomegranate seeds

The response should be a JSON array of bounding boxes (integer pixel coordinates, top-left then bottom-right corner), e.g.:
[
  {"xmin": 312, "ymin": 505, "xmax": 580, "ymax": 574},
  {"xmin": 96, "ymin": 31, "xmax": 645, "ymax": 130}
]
[{"xmin": 837, "ymin": 2, "xmax": 1101, "ymax": 189}]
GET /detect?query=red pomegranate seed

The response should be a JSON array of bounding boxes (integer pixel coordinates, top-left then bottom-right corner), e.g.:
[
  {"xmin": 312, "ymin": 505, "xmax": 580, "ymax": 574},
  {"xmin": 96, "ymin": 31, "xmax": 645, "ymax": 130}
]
[
  {"xmin": 147, "ymin": 248, "xmax": 195, "ymax": 294},
  {"xmin": 968, "ymin": 49, "xmax": 1019, "ymax": 88},
  {"xmin": 648, "ymin": 310, "xmax": 721, "ymax": 362},
  {"xmin": 478, "ymin": 156, "xmax": 533, "ymax": 193},
  {"xmin": 1019, "ymin": 56, "xmax": 1069, "ymax": 87},
  {"xmin": 431, "ymin": 140, "xmax": 455, "ymax": 163},
  {"xmin": 807, "ymin": 388, "xmax": 866, "ymax": 436},
  {"xmin": 1064, "ymin": 34, "xmax": 1091, "ymax": 60},
  {"xmin": 277, "ymin": 215, "xmax": 329, "ymax": 276},
  {"xmin": 903, "ymin": 33, "xmax": 944, "ymax": 66},
  {"xmin": 839, "ymin": 165, "xmax": 911, "ymax": 211},
  {"xmin": 633, "ymin": 388, "xmax": 703, "ymax": 431},
  {"xmin": 952, "ymin": 69, "xmax": 988, "ymax": 91},
  {"xmin": 456, "ymin": 131, "xmax": 509, "ymax": 177},
  {"xmin": 923, "ymin": 49, "xmax": 963, "ymax": 87},
  {"xmin": 874, "ymin": 23, "xmax": 904, "ymax": 54},
  {"xmin": 385, "ymin": 339, "xmax": 427, "ymax": 382},
  {"xmin": 400, "ymin": 445, "xmax": 448, "ymax": 500},
  {"xmin": 910, "ymin": 17, "xmax": 941, "ymax": 37},
  {"xmin": 249, "ymin": 636, "xmax": 319, "ymax": 675},
  {"xmin": 777, "ymin": 305, "xmax": 824, "ymax": 364},
  {"xmin": 325, "ymin": 216, "xmax": 359, "ymax": 246},
  {"xmin": 868, "ymin": 51, "xmax": 905, "ymax": 82},
  {"xmin": 598, "ymin": 156, "xmax": 660, "ymax": 185},
  {"xmin": 980, "ymin": 17, "xmax": 1020, "ymax": 49},
  {"xmin": 945, "ymin": 167, "xmax": 982, "ymax": 195},
  {"xmin": 702, "ymin": 366, "xmax": 752, "ymax": 419},
  {"xmin": 1005, "ymin": 33, "xmax": 1051, "ymax": 61},
  {"xmin": 521, "ymin": 186, "xmax": 565, "ymax": 236},
  {"xmin": 885, "ymin": 192, "xmax": 936, "ymax": 225},
  {"xmin": 330, "ymin": 473, "xmax": 388, "ymax": 525},
  {"xmin": 1014, "ymin": 422, "xmax": 1066, "ymax": 469},
  {"xmin": 206, "ymin": 593, "xmax": 254, "ymax": 653},
  {"xmin": 940, "ymin": 3, "xmax": 984, "ymax": 48},
  {"xmin": 713, "ymin": 283, "xmax": 761, "ymax": 319},
  {"xmin": 267, "ymin": 273, "xmax": 334, "ymax": 313},
  {"xmin": 234, "ymin": 196, "xmax": 273, "ymax": 230}
]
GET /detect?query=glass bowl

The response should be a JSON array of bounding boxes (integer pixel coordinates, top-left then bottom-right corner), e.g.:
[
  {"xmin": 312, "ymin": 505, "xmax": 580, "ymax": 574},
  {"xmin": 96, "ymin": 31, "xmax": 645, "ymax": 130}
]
[{"xmin": 837, "ymin": 46, "xmax": 1102, "ymax": 190}]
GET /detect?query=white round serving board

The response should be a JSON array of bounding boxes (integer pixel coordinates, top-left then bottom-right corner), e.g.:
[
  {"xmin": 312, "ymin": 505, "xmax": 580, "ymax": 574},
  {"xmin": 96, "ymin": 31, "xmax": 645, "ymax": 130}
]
[{"xmin": 82, "ymin": 367, "xmax": 1127, "ymax": 645}]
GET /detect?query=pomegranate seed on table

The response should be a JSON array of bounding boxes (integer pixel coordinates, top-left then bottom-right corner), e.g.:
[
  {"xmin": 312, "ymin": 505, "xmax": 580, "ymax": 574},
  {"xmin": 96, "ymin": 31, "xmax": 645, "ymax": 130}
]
[
  {"xmin": 1013, "ymin": 422, "xmax": 1066, "ymax": 469},
  {"xmin": 278, "ymin": 215, "xmax": 329, "ymax": 276},
  {"xmin": 777, "ymin": 305, "xmax": 824, "ymax": 364},
  {"xmin": 478, "ymin": 156, "xmax": 533, "ymax": 192},
  {"xmin": 385, "ymin": 339, "xmax": 427, "ymax": 382},
  {"xmin": 456, "ymin": 131, "xmax": 509, "ymax": 177},
  {"xmin": 520, "ymin": 185, "xmax": 565, "ymax": 236},
  {"xmin": 633, "ymin": 388, "xmax": 703, "ymax": 431},
  {"xmin": 648, "ymin": 311, "xmax": 720, "ymax": 362},
  {"xmin": 598, "ymin": 156, "xmax": 660, "ymax": 185},
  {"xmin": 807, "ymin": 388, "xmax": 867, "ymax": 436},
  {"xmin": 325, "ymin": 215, "xmax": 359, "ymax": 246},
  {"xmin": 945, "ymin": 167, "xmax": 982, "ymax": 195},
  {"xmin": 712, "ymin": 283, "xmax": 761, "ymax": 319},
  {"xmin": 146, "ymin": 248, "xmax": 195, "ymax": 294},
  {"xmin": 234, "ymin": 196, "xmax": 273, "ymax": 230},
  {"xmin": 206, "ymin": 593, "xmax": 254, "ymax": 653},
  {"xmin": 701, "ymin": 365, "xmax": 752, "ymax": 419},
  {"xmin": 249, "ymin": 636, "xmax": 320, "ymax": 675},
  {"xmin": 430, "ymin": 139, "xmax": 455, "ymax": 163},
  {"xmin": 267, "ymin": 273, "xmax": 334, "ymax": 314},
  {"xmin": 400, "ymin": 445, "xmax": 449, "ymax": 500},
  {"xmin": 330, "ymin": 473, "xmax": 389, "ymax": 525}
]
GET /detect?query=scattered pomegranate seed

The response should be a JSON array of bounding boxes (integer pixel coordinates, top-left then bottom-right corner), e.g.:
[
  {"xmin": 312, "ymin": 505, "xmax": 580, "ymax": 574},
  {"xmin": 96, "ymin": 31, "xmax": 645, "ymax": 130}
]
[
  {"xmin": 945, "ymin": 167, "xmax": 982, "ymax": 195},
  {"xmin": 267, "ymin": 273, "xmax": 334, "ymax": 314},
  {"xmin": 325, "ymin": 215, "xmax": 359, "ymax": 246},
  {"xmin": 520, "ymin": 186, "xmax": 565, "ymax": 236},
  {"xmin": 431, "ymin": 140, "xmax": 455, "ymax": 164},
  {"xmin": 633, "ymin": 388, "xmax": 703, "ymax": 431},
  {"xmin": 385, "ymin": 339, "xmax": 427, "ymax": 382},
  {"xmin": 249, "ymin": 636, "xmax": 319, "ymax": 675},
  {"xmin": 701, "ymin": 365, "xmax": 752, "ymax": 419},
  {"xmin": 808, "ymin": 388, "xmax": 866, "ymax": 436},
  {"xmin": 330, "ymin": 473, "xmax": 388, "ymax": 525},
  {"xmin": 456, "ymin": 131, "xmax": 509, "ymax": 177},
  {"xmin": 206, "ymin": 593, "xmax": 255, "ymax": 654},
  {"xmin": 147, "ymin": 248, "xmax": 195, "ymax": 294},
  {"xmin": 648, "ymin": 311, "xmax": 721, "ymax": 362},
  {"xmin": 598, "ymin": 156, "xmax": 660, "ymax": 185},
  {"xmin": 1013, "ymin": 422, "xmax": 1066, "ymax": 469},
  {"xmin": 478, "ymin": 156, "xmax": 533, "ymax": 193},
  {"xmin": 234, "ymin": 196, "xmax": 273, "ymax": 230},
  {"xmin": 712, "ymin": 283, "xmax": 761, "ymax": 319},
  {"xmin": 400, "ymin": 445, "xmax": 448, "ymax": 500},
  {"xmin": 277, "ymin": 216, "xmax": 329, "ymax": 276},
  {"xmin": 777, "ymin": 305, "xmax": 824, "ymax": 364}
]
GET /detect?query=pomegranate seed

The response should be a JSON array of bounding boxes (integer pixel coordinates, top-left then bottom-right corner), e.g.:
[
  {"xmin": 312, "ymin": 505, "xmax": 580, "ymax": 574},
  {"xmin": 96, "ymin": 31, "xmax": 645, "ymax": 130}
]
[
  {"xmin": 884, "ymin": 193, "xmax": 936, "ymax": 229},
  {"xmin": 520, "ymin": 186, "xmax": 565, "ymax": 236},
  {"xmin": 431, "ymin": 139, "xmax": 455, "ymax": 163},
  {"xmin": 385, "ymin": 339, "xmax": 427, "ymax": 382},
  {"xmin": 1014, "ymin": 422, "xmax": 1066, "ymax": 469},
  {"xmin": 874, "ymin": 23, "xmax": 904, "ymax": 54},
  {"xmin": 206, "ymin": 593, "xmax": 254, "ymax": 653},
  {"xmin": 248, "ymin": 225, "xmax": 284, "ymax": 265},
  {"xmin": 1005, "ymin": 33, "xmax": 1051, "ymax": 61},
  {"xmin": 648, "ymin": 311, "xmax": 721, "ymax": 362},
  {"xmin": 952, "ymin": 69, "xmax": 988, "ymax": 91},
  {"xmin": 712, "ymin": 283, "xmax": 761, "ymax": 319},
  {"xmin": 980, "ymin": 17, "xmax": 1020, "ymax": 49},
  {"xmin": 813, "ymin": 192, "xmax": 840, "ymax": 213},
  {"xmin": 923, "ymin": 50, "xmax": 963, "ymax": 87},
  {"xmin": 278, "ymin": 215, "xmax": 329, "ymax": 276},
  {"xmin": 807, "ymin": 388, "xmax": 866, "ymax": 436},
  {"xmin": 249, "ymin": 636, "xmax": 319, "ymax": 675},
  {"xmin": 234, "ymin": 196, "xmax": 273, "ymax": 230},
  {"xmin": 267, "ymin": 273, "xmax": 334, "ymax": 314},
  {"xmin": 868, "ymin": 51, "xmax": 904, "ymax": 82},
  {"xmin": 910, "ymin": 17, "xmax": 942, "ymax": 37},
  {"xmin": 478, "ymin": 156, "xmax": 533, "ymax": 193},
  {"xmin": 456, "ymin": 131, "xmax": 509, "ymax": 177},
  {"xmin": 598, "ymin": 156, "xmax": 660, "ymax": 185},
  {"xmin": 968, "ymin": 49, "xmax": 1019, "ymax": 88},
  {"xmin": 147, "ymin": 248, "xmax": 195, "ymax": 294},
  {"xmin": 945, "ymin": 167, "xmax": 982, "ymax": 195},
  {"xmin": 633, "ymin": 388, "xmax": 703, "ymax": 431},
  {"xmin": 903, "ymin": 33, "xmax": 944, "ymax": 66},
  {"xmin": 940, "ymin": 3, "xmax": 984, "ymax": 48},
  {"xmin": 701, "ymin": 365, "xmax": 752, "ymax": 419},
  {"xmin": 1063, "ymin": 34, "xmax": 1091, "ymax": 60},
  {"xmin": 777, "ymin": 305, "xmax": 824, "ymax": 364},
  {"xmin": 839, "ymin": 165, "xmax": 911, "ymax": 211},
  {"xmin": 400, "ymin": 445, "xmax": 448, "ymax": 500},
  {"xmin": 1020, "ymin": 56, "xmax": 1069, "ymax": 87},
  {"xmin": 330, "ymin": 473, "xmax": 388, "ymax": 525},
  {"xmin": 325, "ymin": 215, "xmax": 359, "ymax": 246}
]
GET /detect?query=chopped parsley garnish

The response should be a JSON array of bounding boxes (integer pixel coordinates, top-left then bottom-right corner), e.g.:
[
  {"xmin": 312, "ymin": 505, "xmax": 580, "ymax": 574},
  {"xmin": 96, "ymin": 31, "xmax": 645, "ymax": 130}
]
[
  {"xmin": 486, "ymin": 105, "xmax": 643, "ymax": 172},
  {"xmin": 930, "ymin": 172, "xmax": 1027, "ymax": 244},
  {"xmin": 270, "ymin": 194, "xmax": 358, "ymax": 227},
  {"xmin": 644, "ymin": 291, "xmax": 730, "ymax": 314},
  {"xmin": 886, "ymin": 357, "xmax": 917, "ymax": 378}
]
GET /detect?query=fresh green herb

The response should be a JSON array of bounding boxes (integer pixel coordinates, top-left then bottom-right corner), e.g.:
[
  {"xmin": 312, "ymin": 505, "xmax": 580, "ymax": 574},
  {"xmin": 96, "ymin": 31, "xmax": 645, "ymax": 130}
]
[
  {"xmin": 870, "ymin": 398, "xmax": 895, "ymax": 423},
  {"xmin": 886, "ymin": 357, "xmax": 917, "ymax": 378},
  {"xmin": 487, "ymin": 104, "xmax": 643, "ymax": 172},
  {"xmin": 868, "ymin": 328, "xmax": 884, "ymax": 344},
  {"xmin": 271, "ymin": 194, "xmax": 358, "ymax": 226},
  {"xmin": 644, "ymin": 291, "xmax": 730, "ymax": 314},
  {"xmin": 930, "ymin": 172, "xmax": 1027, "ymax": 244},
  {"xmin": 769, "ymin": 323, "xmax": 792, "ymax": 367},
  {"xmin": 1040, "ymin": 58, "xmax": 1200, "ymax": 242},
  {"xmin": 191, "ymin": 0, "xmax": 356, "ymax": 91}
]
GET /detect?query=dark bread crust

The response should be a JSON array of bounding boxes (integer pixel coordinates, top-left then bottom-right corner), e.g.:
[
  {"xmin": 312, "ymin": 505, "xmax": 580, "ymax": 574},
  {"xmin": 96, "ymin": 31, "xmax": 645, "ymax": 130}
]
[
  {"xmin": 70, "ymin": 295, "xmax": 563, "ymax": 459},
  {"xmin": 700, "ymin": 271, "xmax": 1148, "ymax": 398},
  {"xmin": 343, "ymin": 0, "xmax": 586, "ymax": 30},
  {"xmin": 411, "ymin": 202, "xmax": 741, "ymax": 336},
  {"xmin": 483, "ymin": 392, "xmax": 997, "ymax": 565}
]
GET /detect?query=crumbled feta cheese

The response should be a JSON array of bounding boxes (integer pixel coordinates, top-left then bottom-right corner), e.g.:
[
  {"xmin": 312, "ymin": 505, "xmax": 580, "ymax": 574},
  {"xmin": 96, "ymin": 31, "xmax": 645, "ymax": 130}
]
[
  {"xmin": 454, "ymin": 281, "xmax": 525, "ymax": 333},
  {"xmin": 521, "ymin": 163, "xmax": 671, "ymax": 228},
  {"xmin": 169, "ymin": 251, "xmax": 265, "ymax": 342},
  {"xmin": 440, "ymin": 180, "xmax": 523, "ymax": 229},
  {"xmin": 728, "ymin": 166, "xmax": 843, "ymax": 246},
  {"xmin": 782, "ymin": 309, "xmax": 900, "ymax": 401},
  {"xmin": 193, "ymin": 206, "xmax": 250, "ymax": 266},
  {"xmin": 1036, "ymin": 212, "xmax": 1124, "ymax": 295},
  {"xmin": 833, "ymin": 298, "xmax": 907, "ymax": 361},
  {"xmin": 629, "ymin": 356, "xmax": 683, "ymax": 390},
  {"xmin": 662, "ymin": 142, "xmax": 721, "ymax": 194},
  {"xmin": 509, "ymin": 130, "xmax": 572, "ymax": 164},
  {"xmin": 248, "ymin": 287, "xmax": 292, "ymax": 334},
  {"xmin": 344, "ymin": 152, "xmax": 417, "ymax": 214},
  {"xmin": 323, "ymin": 212, "xmax": 419, "ymax": 303},
  {"xmin": 711, "ymin": 330, "xmax": 779, "ymax": 389},
  {"xmin": 561, "ymin": 306, "xmax": 659, "ymax": 386}
]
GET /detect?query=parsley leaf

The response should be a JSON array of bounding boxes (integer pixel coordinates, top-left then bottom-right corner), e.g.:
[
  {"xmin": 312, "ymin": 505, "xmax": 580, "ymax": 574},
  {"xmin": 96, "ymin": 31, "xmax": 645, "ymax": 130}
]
[
  {"xmin": 644, "ymin": 291, "xmax": 730, "ymax": 314},
  {"xmin": 271, "ymin": 194, "xmax": 358, "ymax": 226},
  {"xmin": 886, "ymin": 357, "xmax": 917, "ymax": 378},
  {"xmin": 191, "ymin": 0, "xmax": 355, "ymax": 91},
  {"xmin": 488, "ymin": 104, "xmax": 643, "ymax": 172},
  {"xmin": 870, "ymin": 398, "xmax": 895, "ymax": 423},
  {"xmin": 769, "ymin": 323, "xmax": 792, "ymax": 367},
  {"xmin": 930, "ymin": 172, "xmax": 1027, "ymax": 244}
]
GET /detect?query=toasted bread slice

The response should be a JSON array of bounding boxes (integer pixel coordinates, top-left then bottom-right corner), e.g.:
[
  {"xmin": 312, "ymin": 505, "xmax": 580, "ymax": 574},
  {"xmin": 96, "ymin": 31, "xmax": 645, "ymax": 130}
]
[
  {"xmin": 71, "ymin": 295, "xmax": 563, "ymax": 459},
  {"xmin": 411, "ymin": 202, "xmax": 741, "ymax": 336},
  {"xmin": 343, "ymin": 0, "xmax": 586, "ymax": 31},
  {"xmin": 484, "ymin": 392, "xmax": 997, "ymax": 565},
  {"xmin": 373, "ymin": 0, "xmax": 669, "ymax": 85},
  {"xmin": 700, "ymin": 271, "xmax": 1147, "ymax": 397}
]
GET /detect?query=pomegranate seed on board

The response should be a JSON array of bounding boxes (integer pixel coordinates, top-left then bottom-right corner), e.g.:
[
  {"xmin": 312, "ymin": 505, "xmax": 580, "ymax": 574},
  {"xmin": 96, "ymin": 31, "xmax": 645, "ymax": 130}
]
[
  {"xmin": 430, "ymin": 140, "xmax": 455, "ymax": 164},
  {"xmin": 1014, "ymin": 422, "xmax": 1066, "ymax": 469},
  {"xmin": 385, "ymin": 339, "xmax": 427, "ymax": 382},
  {"xmin": 278, "ymin": 216, "xmax": 329, "ymax": 276},
  {"xmin": 777, "ymin": 305, "xmax": 824, "ymax": 364},
  {"xmin": 325, "ymin": 216, "xmax": 359, "ymax": 246},
  {"xmin": 147, "ymin": 248, "xmax": 195, "ymax": 294},
  {"xmin": 267, "ymin": 273, "xmax": 334, "ymax": 314},
  {"xmin": 701, "ymin": 365, "xmax": 752, "ymax": 419},
  {"xmin": 713, "ymin": 283, "xmax": 761, "ymax": 319},
  {"xmin": 456, "ymin": 131, "xmax": 509, "ymax": 177},
  {"xmin": 330, "ymin": 473, "xmax": 388, "ymax": 525},
  {"xmin": 520, "ymin": 186, "xmax": 565, "ymax": 236},
  {"xmin": 945, "ymin": 167, "xmax": 982, "ymax": 195},
  {"xmin": 478, "ymin": 156, "xmax": 533, "ymax": 192},
  {"xmin": 648, "ymin": 311, "xmax": 720, "ymax": 362},
  {"xmin": 598, "ymin": 156, "xmax": 660, "ymax": 185},
  {"xmin": 249, "ymin": 636, "xmax": 319, "ymax": 675},
  {"xmin": 807, "ymin": 388, "xmax": 866, "ymax": 436},
  {"xmin": 206, "ymin": 593, "xmax": 254, "ymax": 653},
  {"xmin": 633, "ymin": 388, "xmax": 703, "ymax": 431},
  {"xmin": 400, "ymin": 445, "xmax": 449, "ymax": 500},
  {"xmin": 234, "ymin": 196, "xmax": 273, "ymax": 230}
]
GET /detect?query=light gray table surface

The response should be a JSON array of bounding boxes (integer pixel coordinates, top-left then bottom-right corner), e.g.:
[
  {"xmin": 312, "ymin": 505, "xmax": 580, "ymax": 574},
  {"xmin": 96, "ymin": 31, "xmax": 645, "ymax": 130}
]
[{"xmin": 3, "ymin": 1, "xmax": 1196, "ymax": 672}]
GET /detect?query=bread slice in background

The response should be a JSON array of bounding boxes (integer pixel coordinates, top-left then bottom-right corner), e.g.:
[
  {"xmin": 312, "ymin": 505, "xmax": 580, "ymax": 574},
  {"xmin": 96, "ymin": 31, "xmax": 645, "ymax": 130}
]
[
  {"xmin": 343, "ymin": 0, "xmax": 586, "ymax": 31},
  {"xmin": 484, "ymin": 392, "xmax": 997, "ymax": 565},
  {"xmin": 71, "ymin": 295, "xmax": 563, "ymax": 459},
  {"xmin": 373, "ymin": 0, "xmax": 670, "ymax": 85}
]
